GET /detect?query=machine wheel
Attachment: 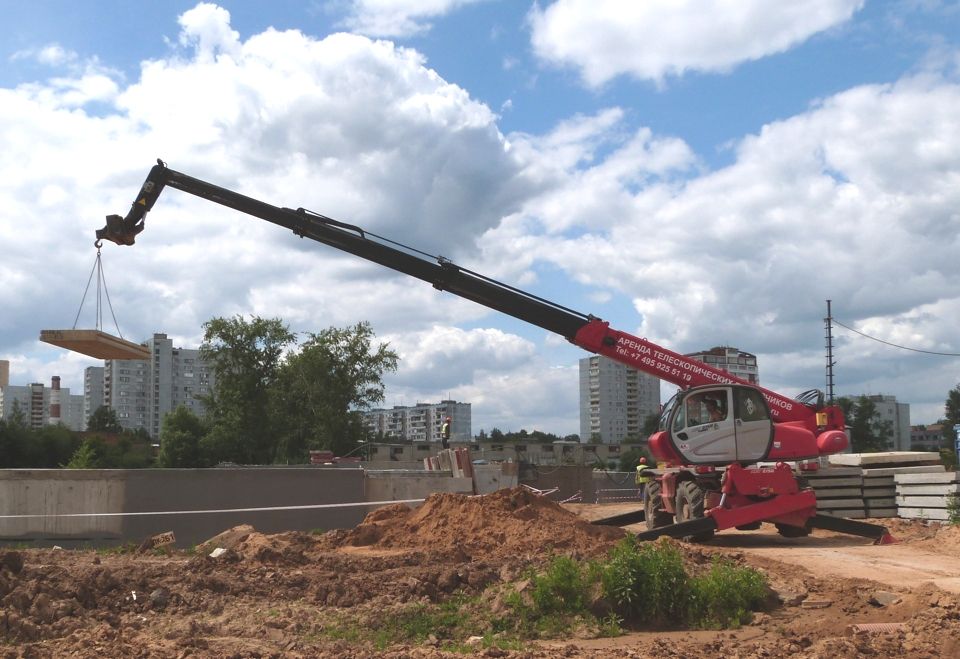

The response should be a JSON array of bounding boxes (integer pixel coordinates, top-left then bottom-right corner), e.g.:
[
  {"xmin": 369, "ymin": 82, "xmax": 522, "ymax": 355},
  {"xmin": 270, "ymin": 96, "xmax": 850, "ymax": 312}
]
[
  {"xmin": 644, "ymin": 481, "xmax": 673, "ymax": 531},
  {"xmin": 775, "ymin": 523, "xmax": 811, "ymax": 538},
  {"xmin": 674, "ymin": 480, "xmax": 715, "ymax": 542}
]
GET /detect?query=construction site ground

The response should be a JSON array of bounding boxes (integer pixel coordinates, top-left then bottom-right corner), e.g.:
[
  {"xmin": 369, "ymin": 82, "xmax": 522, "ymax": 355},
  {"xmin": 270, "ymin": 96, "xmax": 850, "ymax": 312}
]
[{"xmin": 2, "ymin": 489, "xmax": 959, "ymax": 658}]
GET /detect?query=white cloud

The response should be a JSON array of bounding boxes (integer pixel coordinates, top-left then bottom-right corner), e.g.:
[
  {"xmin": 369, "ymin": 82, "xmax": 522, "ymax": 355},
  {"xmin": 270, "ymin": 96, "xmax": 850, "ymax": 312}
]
[
  {"xmin": 4, "ymin": 2, "xmax": 959, "ymax": 438},
  {"xmin": 529, "ymin": 0, "xmax": 865, "ymax": 87},
  {"xmin": 473, "ymin": 69, "xmax": 960, "ymax": 422},
  {"xmin": 338, "ymin": 0, "xmax": 491, "ymax": 38}
]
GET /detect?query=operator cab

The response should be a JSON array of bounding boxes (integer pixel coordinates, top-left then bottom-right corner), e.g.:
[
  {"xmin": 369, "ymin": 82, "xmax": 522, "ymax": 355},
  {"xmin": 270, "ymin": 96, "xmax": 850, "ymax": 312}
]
[{"xmin": 657, "ymin": 385, "xmax": 773, "ymax": 466}]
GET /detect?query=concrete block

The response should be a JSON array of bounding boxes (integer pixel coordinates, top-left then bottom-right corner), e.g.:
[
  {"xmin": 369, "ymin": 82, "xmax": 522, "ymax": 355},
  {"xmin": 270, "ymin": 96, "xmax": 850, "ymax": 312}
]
[
  {"xmin": 894, "ymin": 472, "xmax": 959, "ymax": 485},
  {"xmin": 812, "ymin": 488, "xmax": 863, "ymax": 498},
  {"xmin": 861, "ymin": 474, "xmax": 895, "ymax": 484},
  {"xmin": 896, "ymin": 495, "xmax": 949, "ymax": 508},
  {"xmin": 863, "ymin": 498, "xmax": 896, "ymax": 507},
  {"xmin": 807, "ymin": 477, "xmax": 863, "ymax": 488},
  {"xmin": 810, "ymin": 467, "xmax": 863, "ymax": 477},
  {"xmin": 863, "ymin": 487, "xmax": 896, "ymax": 498},
  {"xmin": 859, "ymin": 465, "xmax": 945, "ymax": 477},
  {"xmin": 897, "ymin": 507, "xmax": 951, "ymax": 521},
  {"xmin": 829, "ymin": 452, "xmax": 940, "ymax": 467},
  {"xmin": 863, "ymin": 508, "xmax": 897, "ymax": 518},
  {"xmin": 817, "ymin": 498, "xmax": 866, "ymax": 510},
  {"xmin": 819, "ymin": 508, "xmax": 866, "ymax": 519},
  {"xmin": 895, "ymin": 483, "xmax": 960, "ymax": 496}
]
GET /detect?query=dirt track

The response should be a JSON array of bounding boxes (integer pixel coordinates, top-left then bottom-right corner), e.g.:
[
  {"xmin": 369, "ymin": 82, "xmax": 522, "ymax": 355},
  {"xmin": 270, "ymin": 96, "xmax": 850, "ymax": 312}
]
[{"xmin": 1, "ymin": 490, "xmax": 958, "ymax": 658}]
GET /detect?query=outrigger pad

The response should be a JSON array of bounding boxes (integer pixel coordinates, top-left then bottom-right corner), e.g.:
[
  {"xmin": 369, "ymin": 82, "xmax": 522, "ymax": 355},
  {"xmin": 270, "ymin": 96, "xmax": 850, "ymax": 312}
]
[
  {"xmin": 634, "ymin": 516, "xmax": 719, "ymax": 542},
  {"xmin": 40, "ymin": 329, "xmax": 150, "ymax": 360}
]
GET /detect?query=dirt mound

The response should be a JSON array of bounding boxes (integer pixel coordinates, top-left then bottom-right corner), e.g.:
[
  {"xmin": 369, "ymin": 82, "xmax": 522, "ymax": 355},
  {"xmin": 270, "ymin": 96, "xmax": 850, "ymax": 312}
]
[
  {"xmin": 4, "ymin": 495, "xmax": 960, "ymax": 658},
  {"xmin": 874, "ymin": 518, "xmax": 960, "ymax": 555},
  {"xmin": 334, "ymin": 488, "xmax": 627, "ymax": 560}
]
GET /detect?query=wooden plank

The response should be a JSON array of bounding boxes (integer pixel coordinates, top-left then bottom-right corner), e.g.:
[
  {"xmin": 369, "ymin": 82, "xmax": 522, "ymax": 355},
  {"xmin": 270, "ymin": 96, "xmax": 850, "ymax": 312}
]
[{"xmin": 39, "ymin": 329, "xmax": 149, "ymax": 360}]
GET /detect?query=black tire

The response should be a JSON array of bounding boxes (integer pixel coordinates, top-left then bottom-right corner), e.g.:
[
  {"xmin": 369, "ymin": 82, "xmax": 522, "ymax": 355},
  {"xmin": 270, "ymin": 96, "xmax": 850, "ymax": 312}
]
[
  {"xmin": 775, "ymin": 523, "xmax": 811, "ymax": 538},
  {"xmin": 675, "ymin": 480, "xmax": 715, "ymax": 542},
  {"xmin": 644, "ymin": 481, "xmax": 673, "ymax": 531}
]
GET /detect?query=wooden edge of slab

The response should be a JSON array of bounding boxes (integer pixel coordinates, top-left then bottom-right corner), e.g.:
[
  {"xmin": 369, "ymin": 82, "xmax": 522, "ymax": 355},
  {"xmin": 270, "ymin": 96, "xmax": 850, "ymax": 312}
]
[{"xmin": 39, "ymin": 329, "xmax": 150, "ymax": 360}]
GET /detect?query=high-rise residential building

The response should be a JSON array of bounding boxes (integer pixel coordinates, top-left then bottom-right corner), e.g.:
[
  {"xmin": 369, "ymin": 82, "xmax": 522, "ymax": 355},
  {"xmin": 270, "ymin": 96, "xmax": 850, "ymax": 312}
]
[
  {"xmin": 104, "ymin": 333, "xmax": 215, "ymax": 438},
  {"xmin": 0, "ymin": 378, "xmax": 84, "ymax": 431},
  {"xmin": 579, "ymin": 355, "xmax": 661, "ymax": 444},
  {"xmin": 84, "ymin": 366, "xmax": 105, "ymax": 430},
  {"xmin": 0, "ymin": 360, "xmax": 8, "ymax": 388},
  {"xmin": 685, "ymin": 346, "xmax": 759, "ymax": 384},
  {"xmin": 363, "ymin": 400, "xmax": 471, "ymax": 443}
]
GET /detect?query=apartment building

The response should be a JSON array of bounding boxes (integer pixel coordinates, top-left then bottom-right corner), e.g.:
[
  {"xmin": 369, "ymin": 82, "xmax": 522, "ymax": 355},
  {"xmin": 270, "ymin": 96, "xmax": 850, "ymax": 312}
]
[
  {"xmin": 105, "ymin": 333, "xmax": 215, "ymax": 437},
  {"xmin": 0, "ymin": 378, "xmax": 85, "ymax": 430},
  {"xmin": 579, "ymin": 355, "xmax": 661, "ymax": 444},
  {"xmin": 685, "ymin": 346, "xmax": 759, "ymax": 384},
  {"xmin": 363, "ymin": 400, "xmax": 471, "ymax": 443}
]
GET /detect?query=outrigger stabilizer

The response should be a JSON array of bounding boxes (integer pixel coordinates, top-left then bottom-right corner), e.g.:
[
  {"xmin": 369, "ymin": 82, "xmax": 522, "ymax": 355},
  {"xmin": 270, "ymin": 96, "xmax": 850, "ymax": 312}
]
[{"xmin": 593, "ymin": 507, "xmax": 897, "ymax": 545}]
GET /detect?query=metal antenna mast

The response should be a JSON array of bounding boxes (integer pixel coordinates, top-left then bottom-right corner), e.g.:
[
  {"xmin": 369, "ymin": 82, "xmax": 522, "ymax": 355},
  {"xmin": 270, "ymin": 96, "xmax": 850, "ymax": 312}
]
[{"xmin": 824, "ymin": 299, "xmax": 836, "ymax": 404}]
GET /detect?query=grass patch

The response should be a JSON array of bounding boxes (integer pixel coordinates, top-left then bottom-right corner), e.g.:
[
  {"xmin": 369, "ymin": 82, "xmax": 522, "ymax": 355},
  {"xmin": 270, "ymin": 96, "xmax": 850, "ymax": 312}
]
[
  {"xmin": 947, "ymin": 493, "xmax": 960, "ymax": 525},
  {"xmin": 314, "ymin": 539, "xmax": 769, "ymax": 651},
  {"xmin": 511, "ymin": 537, "xmax": 769, "ymax": 635}
]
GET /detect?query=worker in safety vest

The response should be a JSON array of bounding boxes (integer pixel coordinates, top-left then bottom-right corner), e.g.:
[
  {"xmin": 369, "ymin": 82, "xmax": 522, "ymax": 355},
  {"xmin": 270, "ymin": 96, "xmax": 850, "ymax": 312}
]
[
  {"xmin": 441, "ymin": 416, "xmax": 451, "ymax": 449},
  {"xmin": 635, "ymin": 457, "xmax": 652, "ymax": 502}
]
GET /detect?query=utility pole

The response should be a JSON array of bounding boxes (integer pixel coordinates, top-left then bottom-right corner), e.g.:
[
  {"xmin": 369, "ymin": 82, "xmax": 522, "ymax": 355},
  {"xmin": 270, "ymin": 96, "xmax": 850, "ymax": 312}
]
[{"xmin": 824, "ymin": 300, "xmax": 836, "ymax": 404}]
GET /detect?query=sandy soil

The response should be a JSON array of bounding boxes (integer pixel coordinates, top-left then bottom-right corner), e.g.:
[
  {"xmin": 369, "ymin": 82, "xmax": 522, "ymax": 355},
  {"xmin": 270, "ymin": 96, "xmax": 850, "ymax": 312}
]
[{"xmin": 1, "ymin": 489, "xmax": 958, "ymax": 658}]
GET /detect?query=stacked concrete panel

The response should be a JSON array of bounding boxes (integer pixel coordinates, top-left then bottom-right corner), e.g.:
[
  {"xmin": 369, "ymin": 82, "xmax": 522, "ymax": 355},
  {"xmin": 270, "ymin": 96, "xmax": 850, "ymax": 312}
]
[
  {"xmin": 808, "ymin": 453, "xmax": 948, "ymax": 520},
  {"xmin": 806, "ymin": 467, "xmax": 866, "ymax": 519},
  {"xmin": 895, "ymin": 471, "xmax": 960, "ymax": 521}
]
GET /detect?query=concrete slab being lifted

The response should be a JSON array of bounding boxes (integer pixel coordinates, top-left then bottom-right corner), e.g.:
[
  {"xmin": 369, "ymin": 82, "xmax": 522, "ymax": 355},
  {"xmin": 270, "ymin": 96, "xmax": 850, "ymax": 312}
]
[{"xmin": 39, "ymin": 329, "xmax": 149, "ymax": 360}]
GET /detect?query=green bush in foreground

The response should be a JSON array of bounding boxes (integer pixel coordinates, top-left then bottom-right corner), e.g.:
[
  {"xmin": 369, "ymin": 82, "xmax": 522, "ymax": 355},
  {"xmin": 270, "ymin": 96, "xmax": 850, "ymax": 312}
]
[
  {"xmin": 688, "ymin": 558, "xmax": 769, "ymax": 628},
  {"xmin": 599, "ymin": 536, "xmax": 689, "ymax": 625},
  {"xmin": 519, "ymin": 537, "xmax": 769, "ymax": 633},
  {"xmin": 947, "ymin": 493, "xmax": 960, "ymax": 525}
]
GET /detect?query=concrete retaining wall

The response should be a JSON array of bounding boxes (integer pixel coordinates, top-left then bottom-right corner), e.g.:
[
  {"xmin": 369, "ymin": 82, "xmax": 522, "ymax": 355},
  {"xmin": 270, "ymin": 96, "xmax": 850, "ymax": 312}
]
[
  {"xmin": 0, "ymin": 464, "xmax": 596, "ymax": 548},
  {"xmin": 0, "ymin": 468, "xmax": 367, "ymax": 548}
]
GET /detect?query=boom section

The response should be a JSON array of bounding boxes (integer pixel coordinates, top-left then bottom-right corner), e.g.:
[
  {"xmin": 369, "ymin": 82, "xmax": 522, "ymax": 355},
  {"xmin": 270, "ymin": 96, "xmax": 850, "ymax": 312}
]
[
  {"xmin": 96, "ymin": 162, "xmax": 591, "ymax": 341},
  {"xmin": 572, "ymin": 322, "xmax": 811, "ymax": 423}
]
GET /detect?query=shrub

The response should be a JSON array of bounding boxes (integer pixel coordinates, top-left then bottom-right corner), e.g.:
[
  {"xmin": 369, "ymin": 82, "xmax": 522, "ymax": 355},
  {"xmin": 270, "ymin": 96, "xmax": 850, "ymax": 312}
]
[
  {"xmin": 947, "ymin": 493, "xmax": 960, "ymax": 525},
  {"xmin": 530, "ymin": 555, "xmax": 591, "ymax": 614},
  {"xmin": 688, "ymin": 558, "xmax": 769, "ymax": 628},
  {"xmin": 598, "ymin": 537, "xmax": 690, "ymax": 625}
]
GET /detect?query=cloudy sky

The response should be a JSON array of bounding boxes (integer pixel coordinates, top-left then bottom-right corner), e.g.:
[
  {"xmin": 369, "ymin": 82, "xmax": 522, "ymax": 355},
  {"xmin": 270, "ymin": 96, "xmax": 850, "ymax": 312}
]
[{"xmin": 2, "ymin": 0, "xmax": 959, "ymax": 435}]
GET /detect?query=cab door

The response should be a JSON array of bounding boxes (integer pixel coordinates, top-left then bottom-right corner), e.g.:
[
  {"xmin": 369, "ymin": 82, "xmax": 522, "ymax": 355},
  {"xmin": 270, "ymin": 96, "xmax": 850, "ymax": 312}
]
[
  {"xmin": 670, "ymin": 387, "xmax": 737, "ymax": 465},
  {"xmin": 732, "ymin": 386, "xmax": 773, "ymax": 463}
]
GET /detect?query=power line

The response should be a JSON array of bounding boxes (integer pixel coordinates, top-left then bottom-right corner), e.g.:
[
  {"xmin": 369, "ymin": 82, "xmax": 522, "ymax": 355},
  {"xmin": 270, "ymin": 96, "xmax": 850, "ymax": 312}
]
[{"xmin": 832, "ymin": 318, "xmax": 960, "ymax": 357}]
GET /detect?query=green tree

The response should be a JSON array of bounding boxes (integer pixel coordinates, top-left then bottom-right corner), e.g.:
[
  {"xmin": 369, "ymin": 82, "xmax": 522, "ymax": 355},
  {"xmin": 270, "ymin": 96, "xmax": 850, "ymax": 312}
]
[
  {"xmin": 87, "ymin": 406, "xmax": 122, "ymax": 433},
  {"xmin": 201, "ymin": 315, "xmax": 296, "ymax": 464},
  {"xmin": 271, "ymin": 322, "xmax": 398, "ymax": 461},
  {"xmin": 0, "ymin": 417, "xmax": 31, "ymax": 467},
  {"xmin": 158, "ymin": 406, "xmax": 207, "ymax": 467},
  {"xmin": 64, "ymin": 436, "xmax": 108, "ymax": 468},
  {"xmin": 839, "ymin": 396, "xmax": 891, "ymax": 453},
  {"xmin": 29, "ymin": 425, "xmax": 80, "ymax": 468},
  {"xmin": 941, "ymin": 385, "xmax": 960, "ymax": 469}
]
